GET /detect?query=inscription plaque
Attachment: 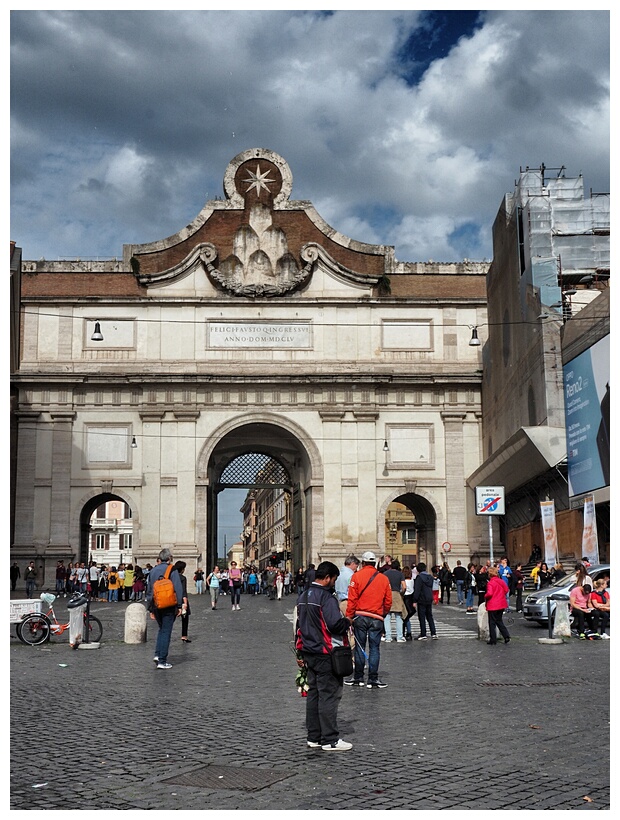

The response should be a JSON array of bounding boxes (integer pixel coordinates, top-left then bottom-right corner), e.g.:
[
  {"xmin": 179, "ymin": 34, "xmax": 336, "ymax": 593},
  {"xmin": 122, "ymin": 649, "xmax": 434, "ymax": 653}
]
[{"xmin": 207, "ymin": 321, "xmax": 312, "ymax": 349}]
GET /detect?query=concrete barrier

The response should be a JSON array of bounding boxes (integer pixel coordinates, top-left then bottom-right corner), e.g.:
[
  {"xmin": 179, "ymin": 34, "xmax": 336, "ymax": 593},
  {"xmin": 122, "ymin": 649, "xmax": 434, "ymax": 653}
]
[
  {"xmin": 124, "ymin": 603, "xmax": 147, "ymax": 644},
  {"xmin": 477, "ymin": 602, "xmax": 489, "ymax": 641}
]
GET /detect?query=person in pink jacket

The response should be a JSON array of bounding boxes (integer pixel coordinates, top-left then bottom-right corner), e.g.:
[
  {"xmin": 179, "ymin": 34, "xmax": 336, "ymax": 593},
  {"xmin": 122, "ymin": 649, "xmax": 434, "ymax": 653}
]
[{"xmin": 484, "ymin": 567, "xmax": 511, "ymax": 645}]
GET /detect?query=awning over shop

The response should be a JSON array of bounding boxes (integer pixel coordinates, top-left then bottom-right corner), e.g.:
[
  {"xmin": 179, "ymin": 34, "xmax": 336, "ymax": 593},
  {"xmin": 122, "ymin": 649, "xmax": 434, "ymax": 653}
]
[{"xmin": 467, "ymin": 427, "xmax": 567, "ymax": 495}]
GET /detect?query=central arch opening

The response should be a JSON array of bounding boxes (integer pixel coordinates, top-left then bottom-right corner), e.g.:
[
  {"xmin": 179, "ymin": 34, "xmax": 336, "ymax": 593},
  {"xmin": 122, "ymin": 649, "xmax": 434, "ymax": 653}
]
[
  {"xmin": 218, "ymin": 453, "xmax": 292, "ymax": 570},
  {"xmin": 204, "ymin": 420, "xmax": 322, "ymax": 573}
]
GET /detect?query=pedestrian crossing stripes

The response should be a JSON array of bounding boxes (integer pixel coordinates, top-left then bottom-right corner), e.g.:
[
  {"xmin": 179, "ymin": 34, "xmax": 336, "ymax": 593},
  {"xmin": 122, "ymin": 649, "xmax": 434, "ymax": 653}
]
[
  {"xmin": 432, "ymin": 620, "xmax": 477, "ymax": 639},
  {"xmin": 284, "ymin": 612, "xmax": 478, "ymax": 639}
]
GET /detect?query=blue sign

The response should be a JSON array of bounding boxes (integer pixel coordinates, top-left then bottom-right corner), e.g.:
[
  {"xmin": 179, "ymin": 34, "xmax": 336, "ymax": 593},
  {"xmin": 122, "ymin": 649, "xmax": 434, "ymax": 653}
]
[{"xmin": 564, "ymin": 335, "xmax": 610, "ymax": 497}]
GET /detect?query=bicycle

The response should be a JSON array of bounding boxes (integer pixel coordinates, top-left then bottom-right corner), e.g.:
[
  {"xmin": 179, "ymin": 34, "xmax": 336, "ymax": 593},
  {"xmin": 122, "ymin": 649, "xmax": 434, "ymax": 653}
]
[{"xmin": 17, "ymin": 592, "xmax": 103, "ymax": 647}]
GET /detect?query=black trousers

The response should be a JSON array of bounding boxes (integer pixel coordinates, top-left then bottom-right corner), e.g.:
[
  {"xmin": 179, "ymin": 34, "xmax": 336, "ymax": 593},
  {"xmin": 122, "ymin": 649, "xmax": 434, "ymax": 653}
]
[
  {"xmin": 487, "ymin": 609, "xmax": 510, "ymax": 643},
  {"xmin": 417, "ymin": 602, "xmax": 437, "ymax": 637},
  {"xmin": 592, "ymin": 611, "xmax": 610, "ymax": 634},
  {"xmin": 303, "ymin": 652, "xmax": 343, "ymax": 746},
  {"xmin": 440, "ymin": 583, "xmax": 451, "ymax": 603},
  {"xmin": 572, "ymin": 609, "xmax": 596, "ymax": 634}
]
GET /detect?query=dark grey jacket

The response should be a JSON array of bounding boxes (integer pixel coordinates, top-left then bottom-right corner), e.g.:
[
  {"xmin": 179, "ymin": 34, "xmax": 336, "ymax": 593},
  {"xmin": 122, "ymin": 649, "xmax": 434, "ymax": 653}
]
[{"xmin": 412, "ymin": 571, "xmax": 434, "ymax": 604}]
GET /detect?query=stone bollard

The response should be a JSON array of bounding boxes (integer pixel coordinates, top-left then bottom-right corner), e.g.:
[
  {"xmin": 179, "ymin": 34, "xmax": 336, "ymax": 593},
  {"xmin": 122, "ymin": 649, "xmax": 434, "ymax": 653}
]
[
  {"xmin": 477, "ymin": 602, "xmax": 490, "ymax": 641},
  {"xmin": 124, "ymin": 603, "xmax": 148, "ymax": 644},
  {"xmin": 552, "ymin": 599, "xmax": 572, "ymax": 639}
]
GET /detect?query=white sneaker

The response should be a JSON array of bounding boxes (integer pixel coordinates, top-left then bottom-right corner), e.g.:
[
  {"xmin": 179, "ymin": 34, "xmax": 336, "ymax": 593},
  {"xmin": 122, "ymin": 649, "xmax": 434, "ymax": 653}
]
[
  {"xmin": 306, "ymin": 740, "xmax": 322, "ymax": 748},
  {"xmin": 601, "ymin": 633, "xmax": 610, "ymax": 639},
  {"xmin": 396, "ymin": 638, "xmax": 406, "ymax": 642},
  {"xmin": 322, "ymin": 739, "xmax": 352, "ymax": 751}
]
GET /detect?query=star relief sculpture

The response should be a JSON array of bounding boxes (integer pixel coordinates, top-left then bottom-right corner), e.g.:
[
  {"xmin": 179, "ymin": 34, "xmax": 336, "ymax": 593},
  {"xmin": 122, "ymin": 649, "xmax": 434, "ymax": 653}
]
[{"xmin": 243, "ymin": 163, "xmax": 276, "ymax": 196}]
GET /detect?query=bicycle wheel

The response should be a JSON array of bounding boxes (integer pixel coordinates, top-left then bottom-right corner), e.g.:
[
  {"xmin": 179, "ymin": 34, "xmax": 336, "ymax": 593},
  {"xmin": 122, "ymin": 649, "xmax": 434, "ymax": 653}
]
[
  {"xmin": 17, "ymin": 613, "xmax": 51, "ymax": 646},
  {"xmin": 86, "ymin": 615, "xmax": 103, "ymax": 643}
]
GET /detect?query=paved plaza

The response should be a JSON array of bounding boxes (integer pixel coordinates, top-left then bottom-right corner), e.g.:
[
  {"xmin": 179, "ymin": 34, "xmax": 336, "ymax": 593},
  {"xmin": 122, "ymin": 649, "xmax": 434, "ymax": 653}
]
[{"xmin": 10, "ymin": 590, "xmax": 610, "ymax": 812}]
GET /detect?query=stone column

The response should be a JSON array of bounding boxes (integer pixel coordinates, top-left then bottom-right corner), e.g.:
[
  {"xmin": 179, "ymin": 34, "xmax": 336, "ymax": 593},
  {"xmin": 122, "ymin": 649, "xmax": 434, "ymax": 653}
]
[
  {"xmin": 441, "ymin": 412, "xmax": 468, "ymax": 561},
  {"xmin": 319, "ymin": 411, "xmax": 344, "ymax": 555},
  {"xmin": 139, "ymin": 411, "xmax": 165, "ymax": 550},
  {"xmin": 354, "ymin": 411, "xmax": 380, "ymax": 552},
  {"xmin": 12, "ymin": 412, "xmax": 41, "ymax": 549},
  {"xmin": 49, "ymin": 411, "xmax": 76, "ymax": 548},
  {"xmin": 173, "ymin": 411, "xmax": 200, "ymax": 551}
]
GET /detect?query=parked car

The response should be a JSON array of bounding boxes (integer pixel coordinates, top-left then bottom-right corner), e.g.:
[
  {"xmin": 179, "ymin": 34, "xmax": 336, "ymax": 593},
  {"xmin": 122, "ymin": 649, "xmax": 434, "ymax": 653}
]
[{"xmin": 522, "ymin": 564, "xmax": 610, "ymax": 625}]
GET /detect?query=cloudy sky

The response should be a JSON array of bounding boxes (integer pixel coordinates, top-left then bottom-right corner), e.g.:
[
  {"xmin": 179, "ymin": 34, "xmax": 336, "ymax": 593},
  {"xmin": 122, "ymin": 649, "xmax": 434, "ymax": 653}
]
[{"xmin": 11, "ymin": 8, "xmax": 610, "ymax": 266}]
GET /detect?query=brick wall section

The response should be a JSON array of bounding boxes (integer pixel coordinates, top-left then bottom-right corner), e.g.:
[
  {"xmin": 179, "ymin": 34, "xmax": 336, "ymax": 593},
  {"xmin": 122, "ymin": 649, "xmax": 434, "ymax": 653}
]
[
  {"xmin": 387, "ymin": 273, "xmax": 487, "ymax": 299},
  {"xmin": 21, "ymin": 271, "xmax": 145, "ymax": 298},
  {"xmin": 133, "ymin": 209, "xmax": 386, "ymax": 277},
  {"xmin": 22, "ymin": 269, "xmax": 486, "ymax": 300},
  {"xmin": 21, "ymin": 267, "xmax": 487, "ymax": 300}
]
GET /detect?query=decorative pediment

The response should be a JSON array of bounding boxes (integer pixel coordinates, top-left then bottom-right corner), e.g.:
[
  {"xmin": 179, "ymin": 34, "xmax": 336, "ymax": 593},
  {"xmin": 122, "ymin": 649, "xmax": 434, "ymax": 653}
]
[
  {"xmin": 136, "ymin": 240, "xmax": 381, "ymax": 296},
  {"xmin": 129, "ymin": 148, "xmax": 389, "ymax": 296}
]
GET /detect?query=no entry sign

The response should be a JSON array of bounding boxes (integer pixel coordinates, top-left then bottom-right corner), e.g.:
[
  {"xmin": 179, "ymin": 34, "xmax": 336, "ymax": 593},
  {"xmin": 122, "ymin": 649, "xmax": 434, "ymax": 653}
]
[{"xmin": 475, "ymin": 486, "xmax": 505, "ymax": 515}]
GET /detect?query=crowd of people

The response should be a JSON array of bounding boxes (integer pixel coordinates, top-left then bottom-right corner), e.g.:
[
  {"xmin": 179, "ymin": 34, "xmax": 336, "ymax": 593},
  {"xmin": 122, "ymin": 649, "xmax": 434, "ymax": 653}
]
[
  {"xmin": 197, "ymin": 563, "xmax": 300, "ymax": 608},
  {"xmin": 293, "ymin": 551, "xmax": 611, "ymax": 752},
  {"xmin": 43, "ymin": 560, "xmax": 152, "ymax": 602}
]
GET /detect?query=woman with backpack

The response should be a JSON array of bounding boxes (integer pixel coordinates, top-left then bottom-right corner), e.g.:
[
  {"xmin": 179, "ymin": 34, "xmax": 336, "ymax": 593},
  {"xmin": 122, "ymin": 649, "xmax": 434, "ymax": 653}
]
[
  {"xmin": 107, "ymin": 567, "xmax": 120, "ymax": 602},
  {"xmin": 98, "ymin": 565, "xmax": 109, "ymax": 601}
]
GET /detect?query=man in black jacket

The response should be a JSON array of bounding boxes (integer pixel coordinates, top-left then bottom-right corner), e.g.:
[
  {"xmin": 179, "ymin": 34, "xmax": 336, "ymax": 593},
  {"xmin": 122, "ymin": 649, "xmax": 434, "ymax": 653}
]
[
  {"xmin": 295, "ymin": 561, "xmax": 352, "ymax": 751},
  {"xmin": 452, "ymin": 560, "xmax": 468, "ymax": 606},
  {"xmin": 412, "ymin": 562, "xmax": 438, "ymax": 641}
]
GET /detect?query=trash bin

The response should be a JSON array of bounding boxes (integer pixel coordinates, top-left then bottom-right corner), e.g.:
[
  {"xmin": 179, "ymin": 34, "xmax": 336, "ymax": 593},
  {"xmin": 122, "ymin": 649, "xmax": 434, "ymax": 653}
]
[{"xmin": 67, "ymin": 592, "xmax": 89, "ymax": 647}]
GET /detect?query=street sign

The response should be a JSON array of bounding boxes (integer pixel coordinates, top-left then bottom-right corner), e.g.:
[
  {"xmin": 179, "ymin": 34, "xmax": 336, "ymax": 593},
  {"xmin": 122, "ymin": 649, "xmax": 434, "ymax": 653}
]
[
  {"xmin": 441, "ymin": 542, "xmax": 452, "ymax": 552},
  {"xmin": 475, "ymin": 486, "xmax": 505, "ymax": 516}
]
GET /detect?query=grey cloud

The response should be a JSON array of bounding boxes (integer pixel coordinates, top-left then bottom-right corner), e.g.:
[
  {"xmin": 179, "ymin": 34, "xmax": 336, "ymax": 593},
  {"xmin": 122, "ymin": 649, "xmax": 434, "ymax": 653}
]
[{"xmin": 11, "ymin": 9, "xmax": 609, "ymax": 262}]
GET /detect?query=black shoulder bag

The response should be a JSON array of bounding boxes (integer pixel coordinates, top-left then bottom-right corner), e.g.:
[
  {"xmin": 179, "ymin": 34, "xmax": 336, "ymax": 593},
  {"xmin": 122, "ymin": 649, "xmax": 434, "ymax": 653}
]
[
  {"xmin": 304, "ymin": 588, "xmax": 353, "ymax": 678},
  {"xmin": 331, "ymin": 571, "xmax": 379, "ymax": 678}
]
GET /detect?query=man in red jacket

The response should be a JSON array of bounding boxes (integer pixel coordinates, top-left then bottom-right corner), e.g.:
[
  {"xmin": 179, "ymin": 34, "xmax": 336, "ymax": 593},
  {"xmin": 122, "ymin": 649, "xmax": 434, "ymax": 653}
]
[{"xmin": 345, "ymin": 551, "xmax": 392, "ymax": 689}]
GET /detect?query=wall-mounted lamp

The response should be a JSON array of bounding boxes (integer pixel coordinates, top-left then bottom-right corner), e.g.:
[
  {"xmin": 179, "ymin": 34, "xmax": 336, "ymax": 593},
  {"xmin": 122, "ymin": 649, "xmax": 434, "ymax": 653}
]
[
  {"xmin": 383, "ymin": 441, "xmax": 389, "ymax": 452},
  {"xmin": 91, "ymin": 321, "xmax": 104, "ymax": 342},
  {"xmin": 131, "ymin": 436, "xmax": 137, "ymax": 449},
  {"xmin": 468, "ymin": 327, "xmax": 481, "ymax": 346}
]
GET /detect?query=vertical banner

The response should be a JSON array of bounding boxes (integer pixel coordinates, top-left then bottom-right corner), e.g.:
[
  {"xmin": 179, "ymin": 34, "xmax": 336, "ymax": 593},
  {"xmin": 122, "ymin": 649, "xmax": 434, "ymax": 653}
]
[
  {"xmin": 540, "ymin": 500, "xmax": 559, "ymax": 567},
  {"xmin": 581, "ymin": 495, "xmax": 599, "ymax": 566}
]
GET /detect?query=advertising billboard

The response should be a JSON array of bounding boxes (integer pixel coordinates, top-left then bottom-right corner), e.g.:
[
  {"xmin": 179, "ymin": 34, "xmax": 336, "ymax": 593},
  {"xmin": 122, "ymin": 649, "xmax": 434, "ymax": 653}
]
[{"xmin": 564, "ymin": 334, "xmax": 610, "ymax": 497}]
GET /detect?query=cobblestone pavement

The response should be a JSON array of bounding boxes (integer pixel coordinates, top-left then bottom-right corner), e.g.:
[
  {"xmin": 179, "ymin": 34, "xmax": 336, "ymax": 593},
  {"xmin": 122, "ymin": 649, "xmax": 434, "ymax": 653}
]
[{"xmin": 10, "ymin": 591, "xmax": 610, "ymax": 811}]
